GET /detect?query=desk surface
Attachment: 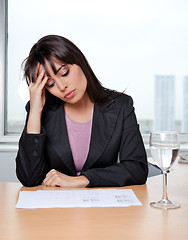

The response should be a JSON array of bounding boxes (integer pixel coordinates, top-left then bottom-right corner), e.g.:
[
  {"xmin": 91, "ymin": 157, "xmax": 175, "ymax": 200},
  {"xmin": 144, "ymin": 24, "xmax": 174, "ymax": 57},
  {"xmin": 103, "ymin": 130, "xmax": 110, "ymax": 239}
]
[{"xmin": 0, "ymin": 162, "xmax": 188, "ymax": 240}]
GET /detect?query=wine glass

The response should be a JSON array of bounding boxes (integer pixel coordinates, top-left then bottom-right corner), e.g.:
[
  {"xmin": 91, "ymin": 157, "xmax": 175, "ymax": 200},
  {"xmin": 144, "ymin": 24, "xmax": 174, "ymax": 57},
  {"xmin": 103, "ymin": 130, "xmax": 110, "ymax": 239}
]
[{"xmin": 149, "ymin": 131, "xmax": 180, "ymax": 209}]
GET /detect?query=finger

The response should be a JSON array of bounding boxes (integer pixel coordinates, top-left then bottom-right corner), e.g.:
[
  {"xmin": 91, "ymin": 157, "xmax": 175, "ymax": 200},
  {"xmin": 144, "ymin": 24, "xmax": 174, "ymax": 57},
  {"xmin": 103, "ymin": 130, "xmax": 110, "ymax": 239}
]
[
  {"xmin": 35, "ymin": 63, "xmax": 41, "ymax": 80},
  {"xmin": 49, "ymin": 177, "xmax": 61, "ymax": 187},
  {"xmin": 29, "ymin": 75, "xmax": 48, "ymax": 94},
  {"xmin": 28, "ymin": 63, "xmax": 41, "ymax": 84},
  {"xmin": 34, "ymin": 69, "xmax": 46, "ymax": 87},
  {"xmin": 44, "ymin": 170, "xmax": 64, "ymax": 187},
  {"xmin": 29, "ymin": 73, "xmax": 34, "ymax": 86},
  {"xmin": 45, "ymin": 169, "xmax": 58, "ymax": 178},
  {"xmin": 39, "ymin": 75, "xmax": 48, "ymax": 89},
  {"xmin": 44, "ymin": 174, "xmax": 59, "ymax": 187},
  {"xmin": 43, "ymin": 169, "xmax": 57, "ymax": 184}
]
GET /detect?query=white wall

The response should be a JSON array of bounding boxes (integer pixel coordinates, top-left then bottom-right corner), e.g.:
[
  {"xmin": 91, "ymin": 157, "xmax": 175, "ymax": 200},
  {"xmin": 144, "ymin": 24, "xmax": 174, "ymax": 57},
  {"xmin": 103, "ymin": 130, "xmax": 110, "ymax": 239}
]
[{"xmin": 0, "ymin": 151, "xmax": 18, "ymax": 182}]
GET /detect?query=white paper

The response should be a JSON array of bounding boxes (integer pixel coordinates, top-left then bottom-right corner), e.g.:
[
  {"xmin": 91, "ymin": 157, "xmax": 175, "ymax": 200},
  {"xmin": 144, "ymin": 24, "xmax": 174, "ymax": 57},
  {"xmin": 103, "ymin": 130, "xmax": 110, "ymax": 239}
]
[{"xmin": 16, "ymin": 189, "xmax": 142, "ymax": 209}]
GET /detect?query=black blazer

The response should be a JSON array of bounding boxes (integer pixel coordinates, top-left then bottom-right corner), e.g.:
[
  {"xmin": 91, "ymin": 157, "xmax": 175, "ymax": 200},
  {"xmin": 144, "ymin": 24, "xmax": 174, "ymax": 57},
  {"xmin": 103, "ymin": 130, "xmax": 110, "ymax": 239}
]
[{"xmin": 16, "ymin": 93, "xmax": 148, "ymax": 187}]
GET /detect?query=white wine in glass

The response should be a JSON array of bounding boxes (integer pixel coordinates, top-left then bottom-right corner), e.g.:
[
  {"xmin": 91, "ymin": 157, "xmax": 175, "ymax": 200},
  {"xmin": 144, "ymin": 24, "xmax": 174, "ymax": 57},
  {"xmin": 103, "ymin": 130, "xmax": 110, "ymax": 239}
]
[{"xmin": 149, "ymin": 131, "xmax": 180, "ymax": 209}]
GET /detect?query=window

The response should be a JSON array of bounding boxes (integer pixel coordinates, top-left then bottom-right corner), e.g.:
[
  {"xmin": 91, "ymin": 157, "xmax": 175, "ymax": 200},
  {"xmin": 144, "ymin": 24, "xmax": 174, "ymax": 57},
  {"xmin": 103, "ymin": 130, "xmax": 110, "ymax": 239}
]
[{"xmin": 1, "ymin": 0, "xmax": 188, "ymax": 146}]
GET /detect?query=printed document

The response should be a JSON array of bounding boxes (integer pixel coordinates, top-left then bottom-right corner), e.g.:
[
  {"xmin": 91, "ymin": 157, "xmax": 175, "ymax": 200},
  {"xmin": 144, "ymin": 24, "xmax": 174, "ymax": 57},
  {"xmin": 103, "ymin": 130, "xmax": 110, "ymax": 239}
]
[{"xmin": 16, "ymin": 189, "xmax": 142, "ymax": 209}]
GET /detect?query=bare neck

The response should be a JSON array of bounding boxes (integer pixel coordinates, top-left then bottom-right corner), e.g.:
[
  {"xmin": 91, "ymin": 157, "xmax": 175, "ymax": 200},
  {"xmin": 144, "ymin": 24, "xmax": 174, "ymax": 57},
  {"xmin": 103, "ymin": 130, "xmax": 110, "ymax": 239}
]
[{"xmin": 64, "ymin": 94, "xmax": 94, "ymax": 123}]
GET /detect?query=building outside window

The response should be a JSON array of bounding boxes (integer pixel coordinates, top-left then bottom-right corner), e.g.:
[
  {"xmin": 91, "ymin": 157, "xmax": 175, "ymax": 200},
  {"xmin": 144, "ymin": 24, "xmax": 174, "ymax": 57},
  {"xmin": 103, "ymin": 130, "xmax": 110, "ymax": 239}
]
[
  {"xmin": 154, "ymin": 75, "xmax": 175, "ymax": 131},
  {"xmin": 182, "ymin": 77, "xmax": 188, "ymax": 133}
]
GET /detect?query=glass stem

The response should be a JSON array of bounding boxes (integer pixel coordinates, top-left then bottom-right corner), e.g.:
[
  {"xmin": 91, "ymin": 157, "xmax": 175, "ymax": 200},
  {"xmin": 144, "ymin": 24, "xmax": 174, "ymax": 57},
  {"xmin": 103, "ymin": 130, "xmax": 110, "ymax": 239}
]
[{"xmin": 162, "ymin": 171, "xmax": 169, "ymax": 201}]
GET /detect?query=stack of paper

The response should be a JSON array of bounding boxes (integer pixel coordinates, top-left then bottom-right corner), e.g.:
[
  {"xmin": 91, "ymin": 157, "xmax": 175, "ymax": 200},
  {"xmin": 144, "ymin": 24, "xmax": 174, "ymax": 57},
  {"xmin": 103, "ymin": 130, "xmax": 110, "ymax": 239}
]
[{"xmin": 16, "ymin": 189, "xmax": 142, "ymax": 209}]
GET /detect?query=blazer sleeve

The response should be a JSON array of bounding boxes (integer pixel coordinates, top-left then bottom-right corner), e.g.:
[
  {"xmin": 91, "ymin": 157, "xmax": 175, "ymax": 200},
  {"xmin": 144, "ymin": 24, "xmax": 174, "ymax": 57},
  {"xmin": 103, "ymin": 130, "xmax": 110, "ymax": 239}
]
[
  {"xmin": 81, "ymin": 96, "xmax": 148, "ymax": 187},
  {"xmin": 15, "ymin": 102, "xmax": 48, "ymax": 187}
]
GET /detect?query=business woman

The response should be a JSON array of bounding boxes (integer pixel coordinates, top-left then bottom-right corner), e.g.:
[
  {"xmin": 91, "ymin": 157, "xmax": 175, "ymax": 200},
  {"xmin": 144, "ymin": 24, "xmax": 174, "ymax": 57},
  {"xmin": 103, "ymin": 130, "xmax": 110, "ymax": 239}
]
[{"xmin": 16, "ymin": 35, "xmax": 148, "ymax": 187}]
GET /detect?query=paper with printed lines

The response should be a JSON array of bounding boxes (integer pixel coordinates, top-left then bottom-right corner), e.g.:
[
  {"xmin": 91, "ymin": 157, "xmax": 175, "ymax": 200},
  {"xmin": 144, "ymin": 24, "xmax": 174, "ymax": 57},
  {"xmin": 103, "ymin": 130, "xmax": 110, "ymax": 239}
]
[{"xmin": 16, "ymin": 189, "xmax": 142, "ymax": 208}]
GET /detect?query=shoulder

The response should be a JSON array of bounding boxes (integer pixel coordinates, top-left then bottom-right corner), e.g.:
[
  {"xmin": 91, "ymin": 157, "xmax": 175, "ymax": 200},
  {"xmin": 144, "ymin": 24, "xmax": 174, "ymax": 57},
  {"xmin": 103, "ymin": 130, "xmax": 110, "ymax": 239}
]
[
  {"xmin": 115, "ymin": 93, "xmax": 133, "ymax": 104},
  {"xmin": 111, "ymin": 93, "xmax": 137, "ymax": 122},
  {"xmin": 109, "ymin": 92, "xmax": 134, "ymax": 109},
  {"xmin": 97, "ymin": 92, "xmax": 134, "ymax": 116}
]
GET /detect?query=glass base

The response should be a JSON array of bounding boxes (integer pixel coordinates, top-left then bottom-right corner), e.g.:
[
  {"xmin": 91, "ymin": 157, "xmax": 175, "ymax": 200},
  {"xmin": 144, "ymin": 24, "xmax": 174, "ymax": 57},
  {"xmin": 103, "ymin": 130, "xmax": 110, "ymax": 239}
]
[{"xmin": 150, "ymin": 199, "xmax": 181, "ymax": 209}]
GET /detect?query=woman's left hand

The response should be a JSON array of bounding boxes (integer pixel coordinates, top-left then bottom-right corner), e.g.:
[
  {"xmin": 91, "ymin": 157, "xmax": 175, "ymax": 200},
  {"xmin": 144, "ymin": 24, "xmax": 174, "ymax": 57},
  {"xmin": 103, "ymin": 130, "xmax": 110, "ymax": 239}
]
[{"xmin": 42, "ymin": 169, "xmax": 89, "ymax": 188}]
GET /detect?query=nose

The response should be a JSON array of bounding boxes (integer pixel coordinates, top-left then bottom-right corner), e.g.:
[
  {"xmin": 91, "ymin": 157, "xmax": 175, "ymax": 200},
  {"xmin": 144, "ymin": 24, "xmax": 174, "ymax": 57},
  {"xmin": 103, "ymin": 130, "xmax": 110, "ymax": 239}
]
[{"xmin": 55, "ymin": 77, "xmax": 67, "ymax": 91}]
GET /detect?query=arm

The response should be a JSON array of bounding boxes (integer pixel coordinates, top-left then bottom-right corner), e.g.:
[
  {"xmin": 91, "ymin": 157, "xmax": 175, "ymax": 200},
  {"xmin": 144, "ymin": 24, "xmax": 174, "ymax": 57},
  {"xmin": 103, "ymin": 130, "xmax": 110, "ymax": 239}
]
[
  {"xmin": 16, "ymin": 123, "xmax": 48, "ymax": 186},
  {"xmin": 27, "ymin": 68, "xmax": 48, "ymax": 134},
  {"xmin": 81, "ymin": 96, "xmax": 148, "ymax": 187},
  {"xmin": 16, "ymin": 67, "xmax": 49, "ymax": 186},
  {"xmin": 16, "ymin": 118, "xmax": 90, "ymax": 187}
]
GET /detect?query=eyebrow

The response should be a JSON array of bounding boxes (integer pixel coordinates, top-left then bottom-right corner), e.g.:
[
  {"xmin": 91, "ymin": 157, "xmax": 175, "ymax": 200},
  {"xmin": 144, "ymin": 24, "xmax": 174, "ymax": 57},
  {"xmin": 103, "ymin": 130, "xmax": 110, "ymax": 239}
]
[{"xmin": 55, "ymin": 64, "xmax": 66, "ymax": 74}]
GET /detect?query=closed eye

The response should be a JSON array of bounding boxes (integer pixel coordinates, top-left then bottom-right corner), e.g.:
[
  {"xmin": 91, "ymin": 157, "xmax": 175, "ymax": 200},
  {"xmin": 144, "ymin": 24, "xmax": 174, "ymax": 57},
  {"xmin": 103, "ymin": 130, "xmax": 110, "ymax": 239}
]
[
  {"xmin": 46, "ymin": 67, "xmax": 69, "ymax": 88},
  {"xmin": 46, "ymin": 78, "xmax": 55, "ymax": 88},
  {"xmin": 47, "ymin": 82, "xmax": 55, "ymax": 88},
  {"xmin": 61, "ymin": 69, "xmax": 69, "ymax": 77}
]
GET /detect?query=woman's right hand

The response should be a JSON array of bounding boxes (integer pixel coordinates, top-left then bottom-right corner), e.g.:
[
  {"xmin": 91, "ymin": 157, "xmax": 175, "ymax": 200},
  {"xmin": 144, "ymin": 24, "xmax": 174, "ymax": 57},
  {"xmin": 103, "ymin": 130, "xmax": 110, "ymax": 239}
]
[
  {"xmin": 29, "ymin": 67, "xmax": 48, "ymax": 114},
  {"xmin": 27, "ymin": 66, "xmax": 48, "ymax": 134}
]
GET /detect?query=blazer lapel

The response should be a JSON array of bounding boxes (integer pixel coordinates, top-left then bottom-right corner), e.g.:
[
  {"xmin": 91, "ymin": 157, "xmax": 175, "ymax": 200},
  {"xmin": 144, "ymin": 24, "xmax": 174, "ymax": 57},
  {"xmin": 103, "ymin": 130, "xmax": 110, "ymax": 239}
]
[
  {"xmin": 44, "ymin": 104, "xmax": 76, "ymax": 175},
  {"xmin": 82, "ymin": 99, "xmax": 120, "ymax": 170}
]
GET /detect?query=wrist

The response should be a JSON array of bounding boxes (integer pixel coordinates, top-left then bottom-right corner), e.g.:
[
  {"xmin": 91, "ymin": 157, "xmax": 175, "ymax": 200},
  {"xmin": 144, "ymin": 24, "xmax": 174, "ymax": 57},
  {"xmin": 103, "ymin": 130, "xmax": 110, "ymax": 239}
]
[
  {"xmin": 27, "ymin": 112, "xmax": 42, "ymax": 134},
  {"xmin": 29, "ymin": 109, "xmax": 43, "ymax": 116}
]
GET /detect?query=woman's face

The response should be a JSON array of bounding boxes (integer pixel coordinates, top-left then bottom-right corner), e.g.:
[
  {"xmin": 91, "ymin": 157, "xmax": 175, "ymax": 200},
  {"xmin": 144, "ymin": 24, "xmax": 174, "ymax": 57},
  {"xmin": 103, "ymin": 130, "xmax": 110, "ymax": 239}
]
[{"xmin": 44, "ymin": 59, "xmax": 88, "ymax": 105}]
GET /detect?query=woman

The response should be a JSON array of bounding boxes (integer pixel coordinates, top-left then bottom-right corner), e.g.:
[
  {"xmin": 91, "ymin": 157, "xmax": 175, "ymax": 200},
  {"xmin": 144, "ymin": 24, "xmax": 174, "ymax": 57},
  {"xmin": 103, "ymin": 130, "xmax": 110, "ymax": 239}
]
[{"xmin": 16, "ymin": 35, "xmax": 148, "ymax": 187}]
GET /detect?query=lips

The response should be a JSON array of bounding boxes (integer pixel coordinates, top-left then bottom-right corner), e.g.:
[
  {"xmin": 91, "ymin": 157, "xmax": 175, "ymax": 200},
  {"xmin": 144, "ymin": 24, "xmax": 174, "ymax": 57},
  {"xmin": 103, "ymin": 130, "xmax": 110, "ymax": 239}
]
[{"xmin": 64, "ymin": 89, "xmax": 76, "ymax": 99}]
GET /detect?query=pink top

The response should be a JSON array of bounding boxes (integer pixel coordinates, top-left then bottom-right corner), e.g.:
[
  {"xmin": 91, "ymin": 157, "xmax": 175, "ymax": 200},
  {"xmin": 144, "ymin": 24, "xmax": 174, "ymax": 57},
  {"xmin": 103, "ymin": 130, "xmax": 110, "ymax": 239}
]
[{"xmin": 65, "ymin": 113, "xmax": 92, "ymax": 175}]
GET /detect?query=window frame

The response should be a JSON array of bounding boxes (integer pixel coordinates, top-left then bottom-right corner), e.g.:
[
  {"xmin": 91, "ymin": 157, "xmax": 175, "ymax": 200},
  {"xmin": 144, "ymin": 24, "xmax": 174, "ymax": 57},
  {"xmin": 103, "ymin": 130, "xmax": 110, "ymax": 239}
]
[
  {"xmin": 0, "ymin": 0, "xmax": 188, "ymax": 150},
  {"xmin": 0, "ymin": 0, "xmax": 19, "ymax": 143}
]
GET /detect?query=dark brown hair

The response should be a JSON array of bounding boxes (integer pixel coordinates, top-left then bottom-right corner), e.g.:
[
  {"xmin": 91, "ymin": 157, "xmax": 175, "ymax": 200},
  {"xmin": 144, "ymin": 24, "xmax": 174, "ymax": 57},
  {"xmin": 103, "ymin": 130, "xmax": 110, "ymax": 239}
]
[{"xmin": 23, "ymin": 35, "xmax": 117, "ymax": 105}]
